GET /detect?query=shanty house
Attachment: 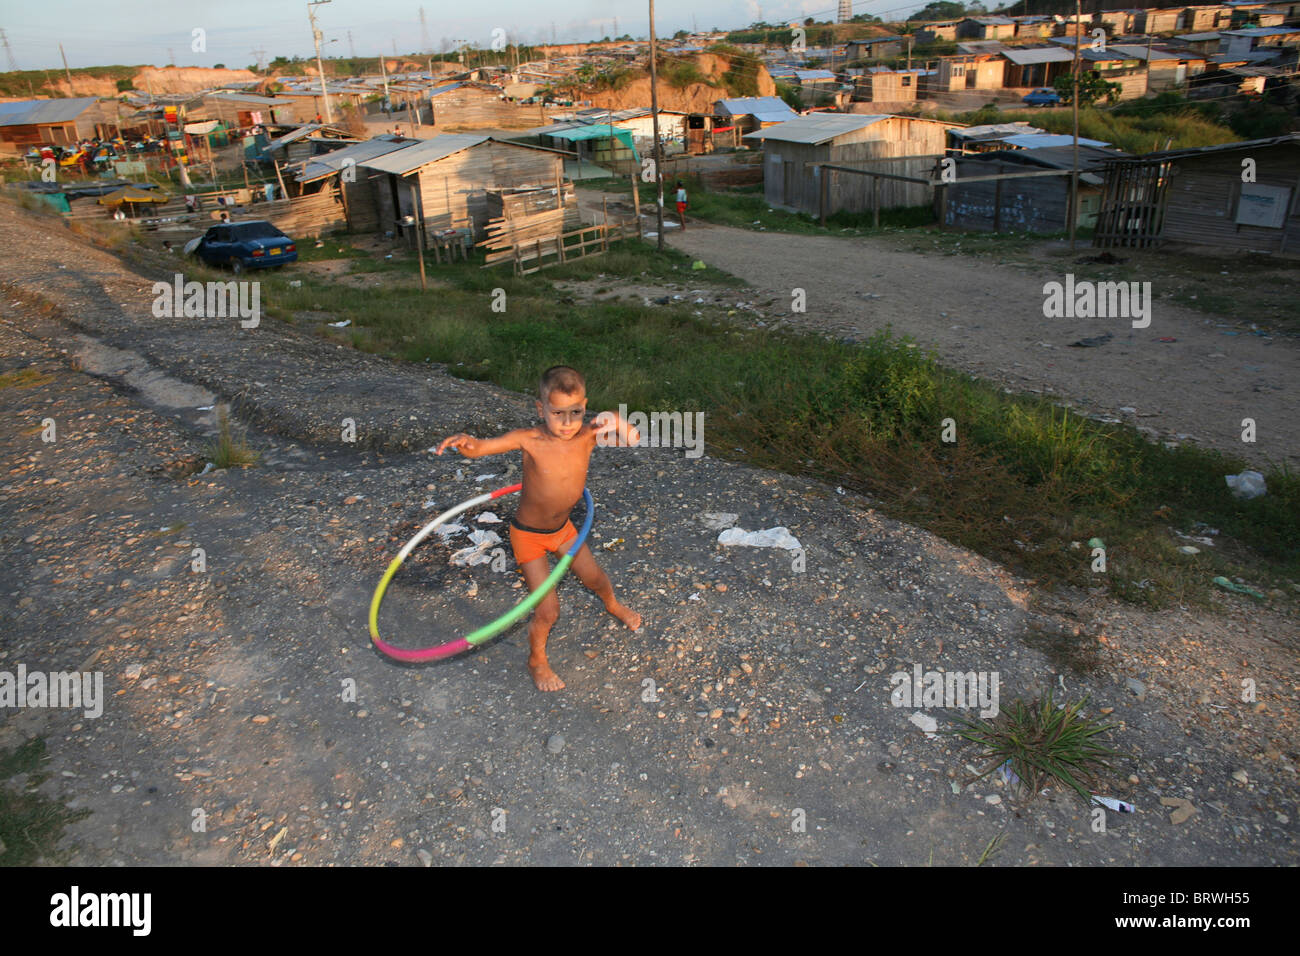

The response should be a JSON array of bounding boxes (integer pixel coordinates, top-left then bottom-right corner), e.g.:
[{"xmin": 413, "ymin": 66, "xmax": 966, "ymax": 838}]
[
  {"xmin": 0, "ymin": 97, "xmax": 102, "ymax": 149},
  {"xmin": 851, "ymin": 67, "xmax": 929, "ymax": 102},
  {"xmin": 941, "ymin": 144, "xmax": 1127, "ymax": 232},
  {"xmin": 1094, "ymin": 134, "xmax": 1300, "ymax": 253},
  {"xmin": 1109, "ymin": 45, "xmax": 1208, "ymax": 89},
  {"xmin": 1000, "ymin": 46, "xmax": 1076, "ymax": 88},
  {"xmin": 715, "ymin": 97, "xmax": 799, "ymax": 136},
  {"xmin": 744, "ymin": 112, "xmax": 960, "ymax": 215},
  {"xmin": 200, "ymin": 92, "xmax": 298, "ymax": 128},
  {"xmin": 845, "ymin": 36, "xmax": 904, "ymax": 61},
  {"xmin": 286, "ymin": 134, "xmax": 421, "ymax": 232},
  {"xmin": 356, "ymin": 134, "xmax": 567, "ymax": 242},
  {"xmin": 933, "ymin": 55, "xmax": 1004, "ymax": 91},
  {"xmin": 1137, "ymin": 8, "xmax": 1186, "ymax": 33},
  {"xmin": 914, "ymin": 20, "xmax": 962, "ymax": 43},
  {"xmin": 958, "ymin": 17, "xmax": 1017, "ymax": 40}
]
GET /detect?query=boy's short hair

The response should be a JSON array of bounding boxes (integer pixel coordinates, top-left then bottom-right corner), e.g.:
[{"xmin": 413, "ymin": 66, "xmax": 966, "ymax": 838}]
[{"xmin": 539, "ymin": 365, "xmax": 585, "ymax": 403}]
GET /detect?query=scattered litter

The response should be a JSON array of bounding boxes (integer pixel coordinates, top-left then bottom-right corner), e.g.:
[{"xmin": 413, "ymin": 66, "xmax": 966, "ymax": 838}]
[
  {"xmin": 998, "ymin": 760, "xmax": 1021, "ymax": 787},
  {"xmin": 699, "ymin": 512, "xmax": 739, "ymax": 530},
  {"xmin": 422, "ymin": 499, "xmax": 438, "ymax": 510},
  {"xmin": 455, "ymin": 468, "xmax": 464, "ymax": 480},
  {"xmin": 434, "ymin": 522, "xmax": 466, "ymax": 539},
  {"xmin": 183, "ymin": 237, "xmax": 202, "ymax": 256},
  {"xmin": 1091, "ymin": 796, "xmax": 1135, "ymax": 813},
  {"xmin": 1212, "ymin": 576, "xmax": 1265, "ymax": 599},
  {"xmin": 1069, "ymin": 332, "xmax": 1112, "ymax": 348},
  {"xmin": 643, "ymin": 232, "xmax": 658, "ymax": 239},
  {"xmin": 835, "ymin": 486, "xmax": 845, "ymax": 495},
  {"xmin": 1087, "ymin": 537, "xmax": 1105, "ymax": 550},
  {"xmin": 1178, "ymin": 545, "xmax": 1200, "ymax": 555},
  {"xmin": 328, "ymin": 319, "xmax": 351, "ymax": 328},
  {"xmin": 473, "ymin": 473, "xmax": 498, "ymax": 483},
  {"xmin": 546, "ymin": 733, "xmax": 565, "ymax": 754},
  {"xmin": 198, "ymin": 462, "xmax": 215, "ymax": 475},
  {"xmin": 688, "ymin": 592, "xmax": 702, "ymax": 601},
  {"xmin": 476, "ymin": 512, "xmax": 502, "ymax": 524},
  {"xmin": 288, "ymin": 279, "xmax": 302, "ymax": 287},
  {"xmin": 718, "ymin": 526, "xmax": 801, "ymax": 550},
  {"xmin": 908, "ymin": 711, "xmax": 938, "ymax": 736},
  {"xmin": 692, "ymin": 260, "xmax": 706, "ymax": 270},
  {"xmin": 601, "ymin": 537, "xmax": 624, "ymax": 550},
  {"xmin": 1119, "ymin": 406, "xmax": 1136, "ymax": 414},
  {"xmin": 1225, "ymin": 470, "xmax": 1266, "ymax": 500},
  {"xmin": 1156, "ymin": 337, "xmax": 1177, "ymax": 343},
  {"xmin": 1160, "ymin": 796, "xmax": 1197, "ymax": 825},
  {"xmin": 197, "ymin": 404, "xmax": 214, "ymax": 411},
  {"xmin": 450, "ymin": 529, "xmax": 502, "ymax": 567}
]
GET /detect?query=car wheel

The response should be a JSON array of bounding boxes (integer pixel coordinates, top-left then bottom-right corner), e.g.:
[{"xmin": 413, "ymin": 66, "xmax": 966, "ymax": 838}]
[{"xmin": 231, "ymin": 258, "xmax": 244, "ymax": 276}]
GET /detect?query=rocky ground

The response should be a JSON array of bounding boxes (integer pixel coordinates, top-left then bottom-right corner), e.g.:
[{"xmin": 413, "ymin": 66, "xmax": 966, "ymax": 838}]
[{"xmin": 0, "ymin": 198, "xmax": 1295, "ymax": 866}]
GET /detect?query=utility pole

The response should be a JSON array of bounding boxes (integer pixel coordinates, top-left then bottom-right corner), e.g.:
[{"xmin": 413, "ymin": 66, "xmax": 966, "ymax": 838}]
[
  {"xmin": 648, "ymin": 0, "xmax": 665, "ymax": 251},
  {"xmin": 59, "ymin": 43, "xmax": 73, "ymax": 90},
  {"xmin": 1, "ymin": 29, "xmax": 19, "ymax": 72},
  {"xmin": 308, "ymin": 0, "xmax": 334, "ymax": 124},
  {"xmin": 348, "ymin": 30, "xmax": 356, "ymax": 59},
  {"xmin": 380, "ymin": 48, "xmax": 390, "ymax": 107},
  {"xmin": 1070, "ymin": 0, "xmax": 1080, "ymax": 253}
]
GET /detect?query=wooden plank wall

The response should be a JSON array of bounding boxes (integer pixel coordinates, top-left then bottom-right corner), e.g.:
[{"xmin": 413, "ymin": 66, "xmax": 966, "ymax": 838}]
[
  {"xmin": 1159, "ymin": 144, "xmax": 1300, "ymax": 253},
  {"xmin": 943, "ymin": 159, "xmax": 1073, "ymax": 232},
  {"xmin": 414, "ymin": 142, "xmax": 563, "ymax": 239}
]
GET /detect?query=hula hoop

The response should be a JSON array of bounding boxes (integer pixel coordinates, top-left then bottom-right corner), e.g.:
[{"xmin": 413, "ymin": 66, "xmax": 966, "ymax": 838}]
[{"xmin": 368, "ymin": 484, "xmax": 594, "ymax": 662}]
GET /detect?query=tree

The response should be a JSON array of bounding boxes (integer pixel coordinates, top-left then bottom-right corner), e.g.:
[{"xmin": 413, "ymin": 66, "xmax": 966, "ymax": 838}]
[
  {"xmin": 1054, "ymin": 71, "xmax": 1122, "ymax": 106},
  {"xmin": 912, "ymin": 2, "xmax": 967, "ymax": 20},
  {"xmin": 213, "ymin": 63, "xmax": 225, "ymax": 69}
]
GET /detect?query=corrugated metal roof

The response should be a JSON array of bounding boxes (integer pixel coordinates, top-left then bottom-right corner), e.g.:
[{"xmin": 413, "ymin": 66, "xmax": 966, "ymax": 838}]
[
  {"xmin": 743, "ymin": 113, "xmax": 888, "ymax": 145},
  {"xmin": 950, "ymin": 122, "xmax": 1044, "ymax": 140},
  {"xmin": 1110, "ymin": 45, "xmax": 1202, "ymax": 60},
  {"xmin": 1221, "ymin": 26, "xmax": 1300, "ymax": 36},
  {"xmin": 356, "ymin": 133, "xmax": 489, "ymax": 174},
  {"xmin": 291, "ymin": 136, "xmax": 421, "ymax": 183},
  {"xmin": 1177, "ymin": 32, "xmax": 1222, "ymax": 41},
  {"xmin": 1003, "ymin": 133, "xmax": 1112, "ymax": 149},
  {"xmin": 1000, "ymin": 46, "xmax": 1076, "ymax": 65},
  {"xmin": 206, "ymin": 91, "xmax": 297, "ymax": 106},
  {"xmin": 0, "ymin": 97, "xmax": 99, "ymax": 127},
  {"xmin": 717, "ymin": 97, "xmax": 798, "ymax": 123}
]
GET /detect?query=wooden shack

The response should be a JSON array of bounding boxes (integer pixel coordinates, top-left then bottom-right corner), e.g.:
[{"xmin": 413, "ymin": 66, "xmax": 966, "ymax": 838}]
[
  {"xmin": 1093, "ymin": 134, "xmax": 1300, "ymax": 253},
  {"xmin": 744, "ymin": 113, "xmax": 960, "ymax": 214},
  {"xmin": 356, "ymin": 133, "xmax": 567, "ymax": 242},
  {"xmin": 942, "ymin": 145, "xmax": 1125, "ymax": 232}
]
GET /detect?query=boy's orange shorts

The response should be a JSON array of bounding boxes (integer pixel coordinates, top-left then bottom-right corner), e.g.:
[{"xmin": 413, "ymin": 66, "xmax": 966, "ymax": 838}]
[{"xmin": 509, "ymin": 516, "xmax": 578, "ymax": 566}]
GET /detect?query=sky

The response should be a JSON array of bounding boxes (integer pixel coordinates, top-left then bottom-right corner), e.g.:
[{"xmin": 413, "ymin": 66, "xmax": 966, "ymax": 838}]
[{"xmin": 7, "ymin": 0, "xmax": 936, "ymax": 71}]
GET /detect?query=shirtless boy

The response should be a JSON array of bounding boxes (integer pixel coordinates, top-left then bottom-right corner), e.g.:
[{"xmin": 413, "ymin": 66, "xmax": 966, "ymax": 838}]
[{"xmin": 436, "ymin": 366, "xmax": 642, "ymax": 690}]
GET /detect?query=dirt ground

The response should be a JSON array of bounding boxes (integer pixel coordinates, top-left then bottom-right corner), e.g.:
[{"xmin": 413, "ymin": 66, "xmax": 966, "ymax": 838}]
[
  {"xmin": 0, "ymin": 198, "xmax": 1296, "ymax": 866},
  {"xmin": 580, "ymin": 194, "xmax": 1297, "ymax": 470}
]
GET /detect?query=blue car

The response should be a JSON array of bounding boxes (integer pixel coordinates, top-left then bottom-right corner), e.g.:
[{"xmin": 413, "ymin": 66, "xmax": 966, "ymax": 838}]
[
  {"xmin": 1022, "ymin": 87, "xmax": 1062, "ymax": 107},
  {"xmin": 194, "ymin": 220, "xmax": 297, "ymax": 274}
]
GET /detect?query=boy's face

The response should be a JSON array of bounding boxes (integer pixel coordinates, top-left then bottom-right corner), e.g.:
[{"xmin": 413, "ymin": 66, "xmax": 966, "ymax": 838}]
[{"xmin": 537, "ymin": 387, "xmax": 587, "ymax": 440}]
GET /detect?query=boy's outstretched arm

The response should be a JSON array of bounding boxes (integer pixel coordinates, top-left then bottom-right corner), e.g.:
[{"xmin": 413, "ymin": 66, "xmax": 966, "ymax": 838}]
[
  {"xmin": 436, "ymin": 429, "xmax": 526, "ymax": 458},
  {"xmin": 593, "ymin": 410, "xmax": 641, "ymax": 446}
]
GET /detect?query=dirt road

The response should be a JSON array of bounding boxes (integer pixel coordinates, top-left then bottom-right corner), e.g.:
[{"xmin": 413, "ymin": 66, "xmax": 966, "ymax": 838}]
[
  {"xmin": 1, "ymin": 199, "xmax": 1296, "ymax": 866},
  {"xmin": 654, "ymin": 217, "xmax": 1297, "ymax": 469}
]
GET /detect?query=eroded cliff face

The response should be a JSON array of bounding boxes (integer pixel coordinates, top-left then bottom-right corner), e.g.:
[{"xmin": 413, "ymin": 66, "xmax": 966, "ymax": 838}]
[{"xmin": 41, "ymin": 66, "xmax": 259, "ymax": 98}]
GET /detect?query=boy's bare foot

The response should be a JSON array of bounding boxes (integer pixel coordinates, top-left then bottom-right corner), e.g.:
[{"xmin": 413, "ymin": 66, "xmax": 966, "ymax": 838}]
[
  {"xmin": 529, "ymin": 657, "xmax": 566, "ymax": 692},
  {"xmin": 607, "ymin": 601, "xmax": 641, "ymax": 631}
]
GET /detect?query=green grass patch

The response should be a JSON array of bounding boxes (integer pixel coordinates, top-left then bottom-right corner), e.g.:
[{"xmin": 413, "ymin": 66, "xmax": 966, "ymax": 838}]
[
  {"xmin": 253, "ymin": 234, "xmax": 1300, "ymax": 607},
  {"xmin": 205, "ymin": 405, "xmax": 259, "ymax": 469},
  {"xmin": 0, "ymin": 738, "xmax": 91, "ymax": 865},
  {"xmin": 949, "ymin": 693, "xmax": 1126, "ymax": 808}
]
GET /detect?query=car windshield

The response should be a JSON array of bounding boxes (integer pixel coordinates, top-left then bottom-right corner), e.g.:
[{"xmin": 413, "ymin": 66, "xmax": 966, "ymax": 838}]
[{"xmin": 231, "ymin": 223, "xmax": 286, "ymax": 241}]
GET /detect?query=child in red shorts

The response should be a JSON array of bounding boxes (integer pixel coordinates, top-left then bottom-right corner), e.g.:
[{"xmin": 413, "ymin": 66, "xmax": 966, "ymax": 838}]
[{"xmin": 436, "ymin": 366, "xmax": 641, "ymax": 691}]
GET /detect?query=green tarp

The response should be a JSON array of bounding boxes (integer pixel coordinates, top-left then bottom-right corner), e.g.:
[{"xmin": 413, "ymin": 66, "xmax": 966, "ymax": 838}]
[{"xmin": 548, "ymin": 124, "xmax": 638, "ymax": 159}]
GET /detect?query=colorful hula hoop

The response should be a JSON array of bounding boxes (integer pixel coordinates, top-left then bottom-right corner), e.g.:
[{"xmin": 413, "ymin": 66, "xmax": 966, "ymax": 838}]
[{"xmin": 368, "ymin": 484, "xmax": 595, "ymax": 662}]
